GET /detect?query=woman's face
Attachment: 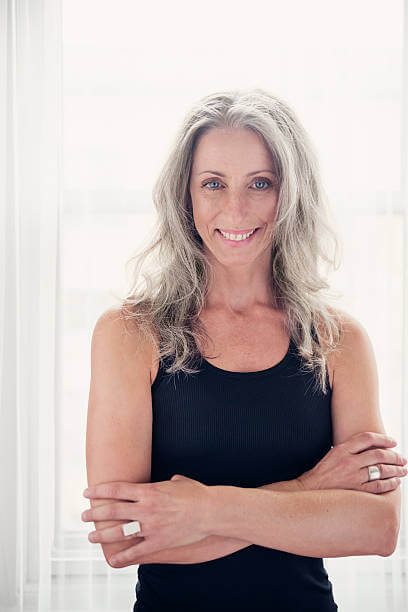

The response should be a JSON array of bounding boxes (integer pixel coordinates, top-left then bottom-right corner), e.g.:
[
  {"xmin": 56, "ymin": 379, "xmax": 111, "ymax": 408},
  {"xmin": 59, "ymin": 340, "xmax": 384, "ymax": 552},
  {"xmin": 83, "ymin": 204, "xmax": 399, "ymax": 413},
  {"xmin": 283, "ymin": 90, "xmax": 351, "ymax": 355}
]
[{"xmin": 189, "ymin": 127, "xmax": 280, "ymax": 267}]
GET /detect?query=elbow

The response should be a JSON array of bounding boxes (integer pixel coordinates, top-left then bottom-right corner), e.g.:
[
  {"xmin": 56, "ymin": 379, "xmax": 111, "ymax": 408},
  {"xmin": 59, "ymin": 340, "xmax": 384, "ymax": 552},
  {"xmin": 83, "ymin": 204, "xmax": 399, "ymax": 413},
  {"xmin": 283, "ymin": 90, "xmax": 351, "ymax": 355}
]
[
  {"xmin": 101, "ymin": 544, "xmax": 120, "ymax": 569},
  {"xmin": 106, "ymin": 555, "xmax": 117, "ymax": 568},
  {"xmin": 103, "ymin": 549, "xmax": 115, "ymax": 568},
  {"xmin": 105, "ymin": 552, "xmax": 124, "ymax": 569},
  {"xmin": 378, "ymin": 514, "xmax": 401, "ymax": 557},
  {"xmin": 375, "ymin": 486, "xmax": 402, "ymax": 557},
  {"xmin": 379, "ymin": 525, "xmax": 400, "ymax": 557}
]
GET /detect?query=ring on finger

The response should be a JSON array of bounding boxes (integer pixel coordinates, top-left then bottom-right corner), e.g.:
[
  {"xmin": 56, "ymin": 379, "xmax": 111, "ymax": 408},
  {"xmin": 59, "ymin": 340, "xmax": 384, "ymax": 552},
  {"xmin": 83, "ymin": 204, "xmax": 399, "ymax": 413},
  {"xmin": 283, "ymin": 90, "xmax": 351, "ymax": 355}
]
[
  {"xmin": 122, "ymin": 520, "xmax": 142, "ymax": 537},
  {"xmin": 367, "ymin": 465, "xmax": 381, "ymax": 481}
]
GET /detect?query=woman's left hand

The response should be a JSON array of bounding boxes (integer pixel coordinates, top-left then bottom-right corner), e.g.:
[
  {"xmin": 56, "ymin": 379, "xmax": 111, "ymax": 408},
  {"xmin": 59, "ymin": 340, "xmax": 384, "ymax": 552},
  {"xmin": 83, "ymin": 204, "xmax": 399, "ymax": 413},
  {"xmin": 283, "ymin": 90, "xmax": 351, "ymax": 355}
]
[{"xmin": 81, "ymin": 474, "xmax": 212, "ymax": 567}]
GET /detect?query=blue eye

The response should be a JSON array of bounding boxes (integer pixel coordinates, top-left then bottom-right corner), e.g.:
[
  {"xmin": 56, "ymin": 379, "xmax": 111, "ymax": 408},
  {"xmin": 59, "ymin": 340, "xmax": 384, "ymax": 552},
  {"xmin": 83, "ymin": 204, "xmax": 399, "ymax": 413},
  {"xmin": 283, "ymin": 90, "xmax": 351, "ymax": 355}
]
[
  {"xmin": 253, "ymin": 180, "xmax": 270, "ymax": 190},
  {"xmin": 201, "ymin": 178, "xmax": 272, "ymax": 191},
  {"xmin": 203, "ymin": 181, "xmax": 221, "ymax": 190}
]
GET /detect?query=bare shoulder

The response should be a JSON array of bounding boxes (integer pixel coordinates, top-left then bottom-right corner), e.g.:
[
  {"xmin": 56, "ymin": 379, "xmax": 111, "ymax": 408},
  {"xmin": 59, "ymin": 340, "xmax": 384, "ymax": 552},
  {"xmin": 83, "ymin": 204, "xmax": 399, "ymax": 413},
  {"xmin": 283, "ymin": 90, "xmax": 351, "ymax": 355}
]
[
  {"xmin": 325, "ymin": 307, "xmax": 375, "ymax": 373},
  {"xmin": 314, "ymin": 307, "xmax": 370, "ymax": 381},
  {"xmin": 314, "ymin": 305, "xmax": 362, "ymax": 347},
  {"xmin": 89, "ymin": 305, "xmax": 155, "ymax": 430},
  {"xmin": 92, "ymin": 305, "xmax": 156, "ymax": 376},
  {"xmin": 93, "ymin": 305, "xmax": 147, "ymax": 342}
]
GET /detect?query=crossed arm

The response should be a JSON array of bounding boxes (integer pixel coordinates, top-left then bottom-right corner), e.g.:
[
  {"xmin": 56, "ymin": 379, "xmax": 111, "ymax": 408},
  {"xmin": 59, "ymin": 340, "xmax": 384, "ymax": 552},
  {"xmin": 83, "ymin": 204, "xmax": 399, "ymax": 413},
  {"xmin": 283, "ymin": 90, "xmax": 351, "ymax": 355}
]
[
  {"xmin": 106, "ymin": 477, "xmax": 396, "ymax": 566},
  {"xmin": 89, "ymin": 309, "xmax": 400, "ymax": 568}
]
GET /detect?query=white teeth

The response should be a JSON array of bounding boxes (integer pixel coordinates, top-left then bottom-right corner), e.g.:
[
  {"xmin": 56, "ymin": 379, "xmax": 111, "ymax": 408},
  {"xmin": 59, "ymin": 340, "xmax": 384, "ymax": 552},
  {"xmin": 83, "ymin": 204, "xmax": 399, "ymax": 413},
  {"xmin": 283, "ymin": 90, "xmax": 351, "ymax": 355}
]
[{"xmin": 219, "ymin": 228, "xmax": 256, "ymax": 241}]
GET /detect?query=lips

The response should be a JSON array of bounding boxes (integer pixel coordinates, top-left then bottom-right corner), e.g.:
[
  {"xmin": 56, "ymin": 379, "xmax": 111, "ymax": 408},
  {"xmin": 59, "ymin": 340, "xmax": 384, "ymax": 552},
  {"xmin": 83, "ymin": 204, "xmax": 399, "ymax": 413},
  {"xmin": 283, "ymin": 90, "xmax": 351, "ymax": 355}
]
[
  {"xmin": 217, "ymin": 227, "xmax": 259, "ymax": 234},
  {"xmin": 216, "ymin": 227, "xmax": 260, "ymax": 243}
]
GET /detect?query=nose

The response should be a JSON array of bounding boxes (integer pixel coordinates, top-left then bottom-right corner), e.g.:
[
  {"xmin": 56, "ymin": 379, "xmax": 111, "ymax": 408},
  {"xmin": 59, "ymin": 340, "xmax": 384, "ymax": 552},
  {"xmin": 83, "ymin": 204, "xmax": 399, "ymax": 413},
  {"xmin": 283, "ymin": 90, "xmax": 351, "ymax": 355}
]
[{"xmin": 222, "ymin": 190, "xmax": 249, "ymax": 220}]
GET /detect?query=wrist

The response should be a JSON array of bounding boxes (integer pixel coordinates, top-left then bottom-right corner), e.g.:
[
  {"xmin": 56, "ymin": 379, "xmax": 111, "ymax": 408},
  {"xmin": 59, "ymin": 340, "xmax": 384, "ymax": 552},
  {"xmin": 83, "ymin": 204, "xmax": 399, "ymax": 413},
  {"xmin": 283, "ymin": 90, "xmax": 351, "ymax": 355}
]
[
  {"xmin": 202, "ymin": 485, "xmax": 219, "ymax": 536},
  {"xmin": 203, "ymin": 485, "xmax": 233, "ymax": 536},
  {"xmin": 297, "ymin": 470, "xmax": 318, "ymax": 491},
  {"xmin": 260, "ymin": 479, "xmax": 303, "ymax": 493}
]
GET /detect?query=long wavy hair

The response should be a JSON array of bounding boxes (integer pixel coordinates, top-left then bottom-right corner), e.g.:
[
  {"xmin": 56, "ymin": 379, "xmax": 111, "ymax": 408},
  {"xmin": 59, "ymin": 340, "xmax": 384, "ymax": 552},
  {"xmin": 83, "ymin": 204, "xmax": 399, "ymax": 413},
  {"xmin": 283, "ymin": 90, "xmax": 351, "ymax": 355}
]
[{"xmin": 116, "ymin": 87, "xmax": 345, "ymax": 395}]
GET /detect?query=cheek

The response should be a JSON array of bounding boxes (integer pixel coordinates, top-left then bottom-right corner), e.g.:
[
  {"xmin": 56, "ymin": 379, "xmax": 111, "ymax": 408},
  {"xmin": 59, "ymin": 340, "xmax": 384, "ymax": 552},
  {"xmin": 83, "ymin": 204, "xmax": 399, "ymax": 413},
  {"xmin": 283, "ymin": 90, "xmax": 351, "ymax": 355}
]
[
  {"xmin": 192, "ymin": 205, "xmax": 203, "ymax": 231},
  {"xmin": 191, "ymin": 204, "xmax": 209, "ymax": 244},
  {"xmin": 265, "ymin": 199, "xmax": 279, "ymax": 222},
  {"xmin": 192, "ymin": 199, "xmax": 214, "ymax": 229}
]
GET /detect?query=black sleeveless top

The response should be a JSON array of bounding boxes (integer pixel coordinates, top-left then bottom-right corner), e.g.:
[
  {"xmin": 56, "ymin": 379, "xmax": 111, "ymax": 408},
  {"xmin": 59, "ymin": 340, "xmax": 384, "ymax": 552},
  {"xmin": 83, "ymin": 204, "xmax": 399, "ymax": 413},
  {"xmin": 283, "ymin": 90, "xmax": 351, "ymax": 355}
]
[{"xmin": 133, "ymin": 332, "xmax": 338, "ymax": 612}]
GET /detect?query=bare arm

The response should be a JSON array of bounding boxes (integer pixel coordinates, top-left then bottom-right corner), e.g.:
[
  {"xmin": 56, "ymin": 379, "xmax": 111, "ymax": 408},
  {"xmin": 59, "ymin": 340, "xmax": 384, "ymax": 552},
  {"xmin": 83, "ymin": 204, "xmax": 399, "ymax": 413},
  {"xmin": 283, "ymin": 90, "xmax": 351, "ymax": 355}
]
[
  {"xmin": 203, "ymin": 484, "xmax": 394, "ymax": 558},
  {"xmin": 129, "ymin": 311, "xmax": 404, "ymax": 565},
  {"xmin": 85, "ymin": 308, "xmax": 154, "ymax": 565},
  {"xmin": 87, "ymin": 309, "xmax": 401, "ymax": 566},
  {"xmin": 131, "ymin": 479, "xmax": 303, "ymax": 565}
]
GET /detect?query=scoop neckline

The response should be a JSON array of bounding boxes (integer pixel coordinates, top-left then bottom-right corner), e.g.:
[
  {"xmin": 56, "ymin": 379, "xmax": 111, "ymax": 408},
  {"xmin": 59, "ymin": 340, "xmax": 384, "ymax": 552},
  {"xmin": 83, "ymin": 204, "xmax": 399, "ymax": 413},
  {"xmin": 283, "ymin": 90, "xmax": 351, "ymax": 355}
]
[{"xmin": 200, "ymin": 337, "xmax": 294, "ymax": 376}]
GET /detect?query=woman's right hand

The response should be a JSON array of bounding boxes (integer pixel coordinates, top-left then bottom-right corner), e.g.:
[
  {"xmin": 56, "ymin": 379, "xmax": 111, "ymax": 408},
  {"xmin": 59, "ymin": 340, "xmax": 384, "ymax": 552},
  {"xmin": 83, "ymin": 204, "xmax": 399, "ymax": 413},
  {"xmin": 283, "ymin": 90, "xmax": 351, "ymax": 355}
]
[{"xmin": 298, "ymin": 432, "xmax": 408, "ymax": 494}]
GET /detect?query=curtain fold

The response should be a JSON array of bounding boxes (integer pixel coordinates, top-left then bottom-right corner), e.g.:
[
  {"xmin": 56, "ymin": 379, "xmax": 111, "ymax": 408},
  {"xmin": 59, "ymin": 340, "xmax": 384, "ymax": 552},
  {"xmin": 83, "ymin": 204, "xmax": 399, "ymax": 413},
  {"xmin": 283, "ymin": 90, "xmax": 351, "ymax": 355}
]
[{"xmin": 0, "ymin": 1, "xmax": 62, "ymax": 610}]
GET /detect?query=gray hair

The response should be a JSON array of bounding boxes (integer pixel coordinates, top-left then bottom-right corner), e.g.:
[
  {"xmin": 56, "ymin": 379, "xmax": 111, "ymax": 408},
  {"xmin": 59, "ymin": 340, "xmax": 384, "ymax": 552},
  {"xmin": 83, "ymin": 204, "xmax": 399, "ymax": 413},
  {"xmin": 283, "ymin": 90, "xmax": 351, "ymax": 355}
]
[{"xmin": 117, "ymin": 87, "xmax": 345, "ymax": 395}]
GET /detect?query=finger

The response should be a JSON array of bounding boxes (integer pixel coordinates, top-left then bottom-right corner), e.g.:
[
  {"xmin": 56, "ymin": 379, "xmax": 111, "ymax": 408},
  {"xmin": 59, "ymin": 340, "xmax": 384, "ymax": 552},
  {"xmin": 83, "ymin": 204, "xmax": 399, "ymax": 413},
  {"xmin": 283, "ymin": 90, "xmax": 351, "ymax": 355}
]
[
  {"xmin": 345, "ymin": 432, "xmax": 398, "ymax": 455},
  {"xmin": 361, "ymin": 477, "xmax": 401, "ymax": 494},
  {"xmin": 359, "ymin": 463, "xmax": 408, "ymax": 483},
  {"xmin": 109, "ymin": 538, "xmax": 157, "ymax": 567},
  {"xmin": 89, "ymin": 522, "xmax": 142, "ymax": 544},
  {"xmin": 83, "ymin": 481, "xmax": 145, "ymax": 501},
  {"xmin": 357, "ymin": 448, "xmax": 406, "ymax": 468},
  {"xmin": 82, "ymin": 500, "xmax": 119, "ymax": 521},
  {"xmin": 84, "ymin": 501, "xmax": 142, "ymax": 522}
]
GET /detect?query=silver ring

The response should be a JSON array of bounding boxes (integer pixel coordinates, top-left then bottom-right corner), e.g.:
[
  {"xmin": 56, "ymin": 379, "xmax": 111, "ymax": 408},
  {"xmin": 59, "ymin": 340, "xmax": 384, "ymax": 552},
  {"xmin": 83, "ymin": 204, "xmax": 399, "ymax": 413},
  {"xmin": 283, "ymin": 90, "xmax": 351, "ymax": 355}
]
[
  {"xmin": 368, "ymin": 465, "xmax": 381, "ymax": 481},
  {"xmin": 122, "ymin": 520, "xmax": 141, "ymax": 536}
]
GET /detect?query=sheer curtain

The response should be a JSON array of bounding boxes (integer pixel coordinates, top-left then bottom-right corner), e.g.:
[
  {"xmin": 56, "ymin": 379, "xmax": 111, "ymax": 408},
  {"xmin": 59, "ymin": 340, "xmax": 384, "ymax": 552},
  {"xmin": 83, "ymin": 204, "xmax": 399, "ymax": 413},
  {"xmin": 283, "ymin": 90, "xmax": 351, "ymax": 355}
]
[
  {"xmin": 1, "ymin": 1, "xmax": 407, "ymax": 611},
  {"xmin": 0, "ymin": 0, "xmax": 62, "ymax": 610}
]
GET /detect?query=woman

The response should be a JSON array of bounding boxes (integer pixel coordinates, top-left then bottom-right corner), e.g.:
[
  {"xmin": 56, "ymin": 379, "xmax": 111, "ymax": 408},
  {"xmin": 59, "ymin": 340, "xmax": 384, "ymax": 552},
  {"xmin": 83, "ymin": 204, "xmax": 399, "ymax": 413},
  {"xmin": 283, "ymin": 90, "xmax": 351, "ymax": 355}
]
[{"xmin": 82, "ymin": 88, "xmax": 406, "ymax": 611}]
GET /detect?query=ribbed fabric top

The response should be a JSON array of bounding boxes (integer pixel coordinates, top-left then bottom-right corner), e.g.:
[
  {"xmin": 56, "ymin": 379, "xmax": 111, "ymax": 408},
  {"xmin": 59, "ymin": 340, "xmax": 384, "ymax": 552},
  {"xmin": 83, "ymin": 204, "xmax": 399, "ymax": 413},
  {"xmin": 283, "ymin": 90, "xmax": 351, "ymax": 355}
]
[{"xmin": 134, "ymin": 332, "xmax": 338, "ymax": 612}]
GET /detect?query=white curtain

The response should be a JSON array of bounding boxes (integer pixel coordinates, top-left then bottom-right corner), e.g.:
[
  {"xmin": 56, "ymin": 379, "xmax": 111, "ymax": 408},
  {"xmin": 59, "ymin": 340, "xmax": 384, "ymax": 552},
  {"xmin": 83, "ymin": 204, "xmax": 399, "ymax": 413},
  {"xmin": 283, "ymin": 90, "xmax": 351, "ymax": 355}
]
[
  {"xmin": 0, "ymin": 0, "xmax": 62, "ymax": 610},
  {"xmin": 1, "ymin": 1, "xmax": 407, "ymax": 611}
]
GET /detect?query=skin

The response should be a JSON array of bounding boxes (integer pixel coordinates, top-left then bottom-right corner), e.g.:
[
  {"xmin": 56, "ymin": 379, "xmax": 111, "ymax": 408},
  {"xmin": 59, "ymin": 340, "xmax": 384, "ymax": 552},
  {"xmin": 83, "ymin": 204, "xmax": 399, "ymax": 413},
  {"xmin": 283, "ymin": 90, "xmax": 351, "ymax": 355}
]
[
  {"xmin": 189, "ymin": 126, "xmax": 279, "ymax": 314},
  {"xmin": 185, "ymin": 125, "xmax": 317, "ymax": 378}
]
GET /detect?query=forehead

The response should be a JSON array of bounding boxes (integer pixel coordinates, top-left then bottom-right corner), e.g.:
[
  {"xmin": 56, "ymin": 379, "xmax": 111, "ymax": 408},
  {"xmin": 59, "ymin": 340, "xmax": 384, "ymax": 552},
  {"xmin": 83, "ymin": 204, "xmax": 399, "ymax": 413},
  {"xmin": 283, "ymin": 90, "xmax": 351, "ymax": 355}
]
[{"xmin": 192, "ymin": 127, "xmax": 275, "ymax": 169}]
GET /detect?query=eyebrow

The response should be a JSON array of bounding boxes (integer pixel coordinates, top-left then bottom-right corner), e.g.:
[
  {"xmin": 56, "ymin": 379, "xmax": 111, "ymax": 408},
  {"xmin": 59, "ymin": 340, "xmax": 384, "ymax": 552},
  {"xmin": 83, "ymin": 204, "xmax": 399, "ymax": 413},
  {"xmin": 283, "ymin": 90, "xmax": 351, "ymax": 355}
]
[{"xmin": 198, "ymin": 169, "xmax": 277, "ymax": 177}]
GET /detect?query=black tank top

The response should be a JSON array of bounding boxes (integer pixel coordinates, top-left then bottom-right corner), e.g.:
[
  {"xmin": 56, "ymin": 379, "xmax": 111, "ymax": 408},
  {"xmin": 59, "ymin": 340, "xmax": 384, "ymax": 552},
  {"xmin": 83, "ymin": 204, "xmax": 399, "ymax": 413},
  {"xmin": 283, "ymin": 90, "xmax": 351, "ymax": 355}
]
[{"xmin": 134, "ymin": 330, "xmax": 338, "ymax": 612}]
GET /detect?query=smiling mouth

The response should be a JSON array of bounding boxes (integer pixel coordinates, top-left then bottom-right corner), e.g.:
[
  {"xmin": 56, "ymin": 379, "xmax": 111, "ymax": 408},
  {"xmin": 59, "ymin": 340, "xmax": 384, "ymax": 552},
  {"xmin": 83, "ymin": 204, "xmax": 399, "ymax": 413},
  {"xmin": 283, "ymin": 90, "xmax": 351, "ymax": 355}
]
[
  {"xmin": 217, "ymin": 227, "xmax": 260, "ymax": 233},
  {"xmin": 216, "ymin": 227, "xmax": 261, "ymax": 242}
]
